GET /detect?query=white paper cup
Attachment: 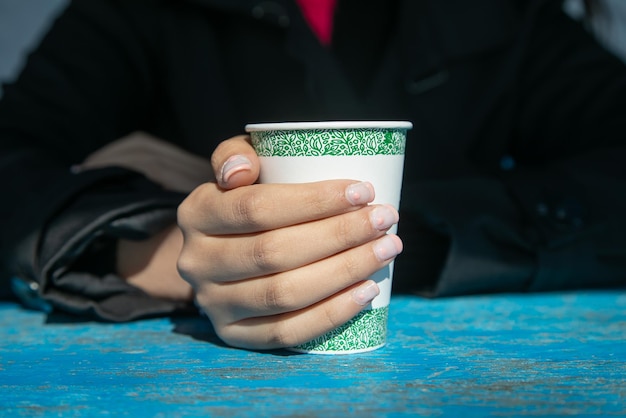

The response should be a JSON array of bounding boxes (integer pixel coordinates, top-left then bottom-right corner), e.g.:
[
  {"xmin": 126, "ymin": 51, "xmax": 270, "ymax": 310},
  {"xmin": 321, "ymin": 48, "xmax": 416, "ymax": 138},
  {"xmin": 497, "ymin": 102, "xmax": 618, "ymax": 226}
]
[{"xmin": 245, "ymin": 121, "xmax": 412, "ymax": 354}]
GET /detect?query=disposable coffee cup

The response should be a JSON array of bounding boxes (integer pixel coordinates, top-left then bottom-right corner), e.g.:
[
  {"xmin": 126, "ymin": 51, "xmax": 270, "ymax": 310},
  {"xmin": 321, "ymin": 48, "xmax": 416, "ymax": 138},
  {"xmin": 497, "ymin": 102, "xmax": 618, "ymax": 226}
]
[{"xmin": 245, "ymin": 121, "xmax": 412, "ymax": 354}]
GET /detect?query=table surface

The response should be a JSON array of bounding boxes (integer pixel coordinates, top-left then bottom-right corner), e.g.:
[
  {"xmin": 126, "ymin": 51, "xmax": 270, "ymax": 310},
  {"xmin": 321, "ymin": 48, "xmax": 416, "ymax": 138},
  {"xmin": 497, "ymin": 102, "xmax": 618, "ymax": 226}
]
[{"xmin": 1, "ymin": 291, "xmax": 625, "ymax": 417}]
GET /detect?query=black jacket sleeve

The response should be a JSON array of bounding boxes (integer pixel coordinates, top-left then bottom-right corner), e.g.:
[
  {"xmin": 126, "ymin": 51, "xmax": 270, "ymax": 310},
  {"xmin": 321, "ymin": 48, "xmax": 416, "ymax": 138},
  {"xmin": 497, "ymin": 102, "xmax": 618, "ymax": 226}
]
[
  {"xmin": 0, "ymin": 1, "xmax": 194, "ymax": 320},
  {"xmin": 6, "ymin": 167, "xmax": 190, "ymax": 321}
]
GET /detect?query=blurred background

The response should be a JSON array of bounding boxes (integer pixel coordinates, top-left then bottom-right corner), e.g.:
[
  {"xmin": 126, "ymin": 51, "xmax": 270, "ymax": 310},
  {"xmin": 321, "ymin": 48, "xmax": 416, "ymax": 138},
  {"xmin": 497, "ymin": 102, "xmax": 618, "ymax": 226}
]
[
  {"xmin": 0, "ymin": 0, "xmax": 624, "ymax": 100},
  {"xmin": 564, "ymin": 0, "xmax": 626, "ymax": 61},
  {"xmin": 0, "ymin": 0, "xmax": 68, "ymax": 97}
]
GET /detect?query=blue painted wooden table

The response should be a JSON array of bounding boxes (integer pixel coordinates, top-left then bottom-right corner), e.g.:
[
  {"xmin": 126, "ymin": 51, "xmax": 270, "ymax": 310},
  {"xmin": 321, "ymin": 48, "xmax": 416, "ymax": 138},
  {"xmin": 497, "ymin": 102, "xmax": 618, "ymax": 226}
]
[{"xmin": 1, "ymin": 291, "xmax": 625, "ymax": 417}]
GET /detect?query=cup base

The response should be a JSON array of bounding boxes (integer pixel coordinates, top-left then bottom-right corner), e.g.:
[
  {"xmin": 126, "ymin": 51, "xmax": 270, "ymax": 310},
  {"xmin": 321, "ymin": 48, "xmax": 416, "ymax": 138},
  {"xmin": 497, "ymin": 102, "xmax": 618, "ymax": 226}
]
[
  {"xmin": 287, "ymin": 306, "xmax": 388, "ymax": 354},
  {"xmin": 286, "ymin": 342, "xmax": 386, "ymax": 355}
]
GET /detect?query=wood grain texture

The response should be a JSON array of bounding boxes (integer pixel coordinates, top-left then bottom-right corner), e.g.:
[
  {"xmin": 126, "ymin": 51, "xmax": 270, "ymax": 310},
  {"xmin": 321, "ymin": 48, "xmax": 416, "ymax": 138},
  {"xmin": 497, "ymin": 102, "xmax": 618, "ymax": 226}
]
[{"xmin": 1, "ymin": 291, "xmax": 625, "ymax": 417}]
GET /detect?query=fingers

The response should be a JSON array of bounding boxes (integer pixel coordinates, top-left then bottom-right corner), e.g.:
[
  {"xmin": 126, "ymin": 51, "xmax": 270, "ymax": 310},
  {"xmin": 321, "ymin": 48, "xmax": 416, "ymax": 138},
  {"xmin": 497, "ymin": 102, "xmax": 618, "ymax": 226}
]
[
  {"xmin": 214, "ymin": 280, "xmax": 381, "ymax": 350},
  {"xmin": 211, "ymin": 135, "xmax": 260, "ymax": 189},
  {"xmin": 184, "ymin": 134, "xmax": 403, "ymax": 351},
  {"xmin": 202, "ymin": 234, "xmax": 402, "ymax": 323},
  {"xmin": 186, "ymin": 204, "xmax": 399, "ymax": 282},
  {"xmin": 178, "ymin": 179, "xmax": 375, "ymax": 235},
  {"xmin": 200, "ymin": 232, "xmax": 403, "ymax": 350}
]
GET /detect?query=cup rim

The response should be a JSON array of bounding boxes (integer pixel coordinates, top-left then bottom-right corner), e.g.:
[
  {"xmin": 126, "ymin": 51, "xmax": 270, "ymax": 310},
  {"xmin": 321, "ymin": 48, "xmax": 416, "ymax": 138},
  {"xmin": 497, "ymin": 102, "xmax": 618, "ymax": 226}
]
[{"xmin": 245, "ymin": 121, "xmax": 413, "ymax": 132}]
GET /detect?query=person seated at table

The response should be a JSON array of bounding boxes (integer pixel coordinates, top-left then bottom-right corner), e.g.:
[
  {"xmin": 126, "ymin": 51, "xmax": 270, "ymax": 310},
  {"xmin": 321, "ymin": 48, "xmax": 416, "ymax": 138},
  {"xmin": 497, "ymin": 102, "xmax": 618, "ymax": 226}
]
[{"xmin": 1, "ymin": 0, "xmax": 626, "ymax": 350}]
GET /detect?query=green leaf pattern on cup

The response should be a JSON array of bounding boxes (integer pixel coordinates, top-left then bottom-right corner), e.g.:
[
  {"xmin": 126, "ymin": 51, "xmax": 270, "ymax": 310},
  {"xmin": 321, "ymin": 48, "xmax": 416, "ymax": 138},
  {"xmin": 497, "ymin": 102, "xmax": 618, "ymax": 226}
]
[
  {"xmin": 251, "ymin": 129, "xmax": 406, "ymax": 157},
  {"xmin": 294, "ymin": 307, "xmax": 388, "ymax": 352}
]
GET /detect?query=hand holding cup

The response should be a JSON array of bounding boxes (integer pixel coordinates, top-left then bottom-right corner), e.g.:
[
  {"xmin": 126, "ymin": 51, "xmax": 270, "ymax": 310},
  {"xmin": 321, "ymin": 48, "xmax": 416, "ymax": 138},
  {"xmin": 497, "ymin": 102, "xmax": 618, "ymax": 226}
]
[{"xmin": 176, "ymin": 134, "xmax": 404, "ymax": 351}]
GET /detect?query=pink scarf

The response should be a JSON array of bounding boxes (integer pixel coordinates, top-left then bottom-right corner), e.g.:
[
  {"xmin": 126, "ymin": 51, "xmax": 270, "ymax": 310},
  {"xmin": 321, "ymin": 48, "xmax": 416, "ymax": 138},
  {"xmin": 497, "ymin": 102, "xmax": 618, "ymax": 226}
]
[{"xmin": 295, "ymin": 0, "xmax": 337, "ymax": 46}]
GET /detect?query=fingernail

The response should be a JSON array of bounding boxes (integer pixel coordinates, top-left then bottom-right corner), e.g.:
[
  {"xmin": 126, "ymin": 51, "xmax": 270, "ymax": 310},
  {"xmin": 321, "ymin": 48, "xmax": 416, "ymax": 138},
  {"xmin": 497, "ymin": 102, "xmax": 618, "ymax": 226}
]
[
  {"xmin": 351, "ymin": 281, "xmax": 380, "ymax": 306},
  {"xmin": 369, "ymin": 204, "xmax": 399, "ymax": 231},
  {"xmin": 373, "ymin": 235, "xmax": 403, "ymax": 261},
  {"xmin": 345, "ymin": 182, "xmax": 375, "ymax": 205},
  {"xmin": 221, "ymin": 155, "xmax": 252, "ymax": 185}
]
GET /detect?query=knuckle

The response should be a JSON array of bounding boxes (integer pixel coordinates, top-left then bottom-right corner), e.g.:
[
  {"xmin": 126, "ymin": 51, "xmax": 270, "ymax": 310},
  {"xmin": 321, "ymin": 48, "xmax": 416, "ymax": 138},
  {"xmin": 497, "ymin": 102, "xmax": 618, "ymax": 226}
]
[
  {"xmin": 309, "ymin": 182, "xmax": 354, "ymax": 215},
  {"xmin": 176, "ymin": 185, "xmax": 212, "ymax": 230},
  {"xmin": 176, "ymin": 199, "xmax": 192, "ymax": 228},
  {"xmin": 248, "ymin": 234, "xmax": 281, "ymax": 273},
  {"xmin": 261, "ymin": 278, "xmax": 296, "ymax": 311},
  {"xmin": 306, "ymin": 187, "xmax": 334, "ymax": 214},
  {"xmin": 232, "ymin": 190, "xmax": 266, "ymax": 229},
  {"xmin": 218, "ymin": 322, "xmax": 300, "ymax": 350},
  {"xmin": 214, "ymin": 325, "xmax": 239, "ymax": 348},
  {"xmin": 321, "ymin": 303, "xmax": 346, "ymax": 331},
  {"xmin": 334, "ymin": 214, "xmax": 363, "ymax": 248},
  {"xmin": 340, "ymin": 251, "xmax": 364, "ymax": 283},
  {"xmin": 266, "ymin": 323, "xmax": 301, "ymax": 348},
  {"xmin": 175, "ymin": 251, "xmax": 197, "ymax": 282}
]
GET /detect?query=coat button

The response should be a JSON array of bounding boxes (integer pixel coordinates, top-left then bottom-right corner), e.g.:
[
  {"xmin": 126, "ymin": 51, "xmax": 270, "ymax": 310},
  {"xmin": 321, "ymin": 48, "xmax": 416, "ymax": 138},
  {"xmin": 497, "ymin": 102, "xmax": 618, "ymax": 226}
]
[
  {"xmin": 554, "ymin": 200, "xmax": 585, "ymax": 229},
  {"xmin": 499, "ymin": 155, "xmax": 516, "ymax": 171},
  {"xmin": 536, "ymin": 198, "xmax": 585, "ymax": 231},
  {"xmin": 11, "ymin": 277, "xmax": 52, "ymax": 313}
]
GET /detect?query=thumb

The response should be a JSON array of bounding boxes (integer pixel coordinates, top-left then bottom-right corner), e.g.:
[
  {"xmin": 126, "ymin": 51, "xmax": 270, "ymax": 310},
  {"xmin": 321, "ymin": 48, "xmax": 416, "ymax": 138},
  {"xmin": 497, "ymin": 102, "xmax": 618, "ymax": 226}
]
[{"xmin": 211, "ymin": 135, "xmax": 260, "ymax": 189}]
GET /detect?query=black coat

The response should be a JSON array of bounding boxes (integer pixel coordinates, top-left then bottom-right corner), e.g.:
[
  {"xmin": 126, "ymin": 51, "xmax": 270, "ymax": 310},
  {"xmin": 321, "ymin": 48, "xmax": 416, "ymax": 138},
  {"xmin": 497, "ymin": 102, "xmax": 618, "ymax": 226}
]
[{"xmin": 1, "ymin": 0, "xmax": 626, "ymax": 320}]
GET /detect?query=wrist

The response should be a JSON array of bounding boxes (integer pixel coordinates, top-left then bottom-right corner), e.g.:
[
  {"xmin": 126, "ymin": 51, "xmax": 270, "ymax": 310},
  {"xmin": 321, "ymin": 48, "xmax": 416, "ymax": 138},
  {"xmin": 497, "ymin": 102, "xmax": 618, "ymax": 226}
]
[{"xmin": 116, "ymin": 224, "xmax": 193, "ymax": 302}]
